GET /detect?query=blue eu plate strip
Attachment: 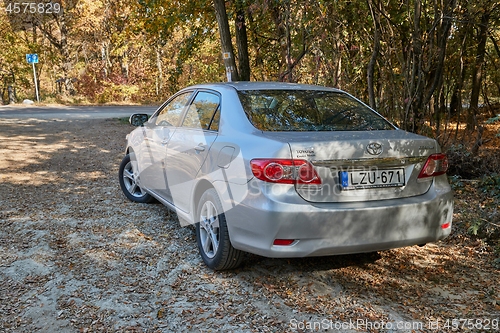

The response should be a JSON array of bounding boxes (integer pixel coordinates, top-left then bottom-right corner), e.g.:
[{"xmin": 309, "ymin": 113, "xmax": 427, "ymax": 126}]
[{"xmin": 341, "ymin": 171, "xmax": 349, "ymax": 187}]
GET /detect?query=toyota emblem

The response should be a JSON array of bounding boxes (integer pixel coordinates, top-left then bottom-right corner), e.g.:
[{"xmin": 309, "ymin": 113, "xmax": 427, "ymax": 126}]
[{"xmin": 366, "ymin": 142, "xmax": 383, "ymax": 155}]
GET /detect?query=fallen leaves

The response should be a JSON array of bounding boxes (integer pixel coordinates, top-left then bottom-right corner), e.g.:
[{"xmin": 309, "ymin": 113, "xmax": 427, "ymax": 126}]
[{"xmin": 1, "ymin": 118, "xmax": 499, "ymax": 332}]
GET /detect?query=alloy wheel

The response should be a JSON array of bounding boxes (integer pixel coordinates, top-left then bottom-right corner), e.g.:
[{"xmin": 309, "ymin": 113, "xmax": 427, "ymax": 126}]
[
  {"xmin": 198, "ymin": 200, "xmax": 220, "ymax": 259},
  {"xmin": 122, "ymin": 161, "xmax": 147, "ymax": 198}
]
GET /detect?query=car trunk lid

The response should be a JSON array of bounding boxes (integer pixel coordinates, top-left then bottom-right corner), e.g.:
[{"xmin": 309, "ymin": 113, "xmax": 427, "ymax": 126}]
[{"xmin": 263, "ymin": 130, "xmax": 438, "ymax": 203}]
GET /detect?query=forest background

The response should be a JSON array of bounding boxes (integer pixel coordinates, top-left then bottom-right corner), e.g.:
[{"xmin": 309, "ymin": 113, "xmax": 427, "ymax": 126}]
[{"xmin": 1, "ymin": 0, "xmax": 499, "ymax": 249}]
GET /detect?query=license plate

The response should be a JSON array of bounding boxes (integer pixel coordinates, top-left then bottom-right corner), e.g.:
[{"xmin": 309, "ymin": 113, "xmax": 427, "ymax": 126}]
[{"xmin": 340, "ymin": 169, "xmax": 405, "ymax": 190}]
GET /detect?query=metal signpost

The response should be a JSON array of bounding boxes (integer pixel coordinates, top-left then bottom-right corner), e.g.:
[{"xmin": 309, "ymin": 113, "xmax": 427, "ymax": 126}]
[{"xmin": 26, "ymin": 54, "xmax": 40, "ymax": 102}]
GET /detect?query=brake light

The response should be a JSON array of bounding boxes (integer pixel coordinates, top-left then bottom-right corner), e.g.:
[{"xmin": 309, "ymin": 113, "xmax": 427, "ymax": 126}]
[
  {"xmin": 418, "ymin": 153, "xmax": 449, "ymax": 179},
  {"xmin": 250, "ymin": 159, "xmax": 321, "ymax": 184}
]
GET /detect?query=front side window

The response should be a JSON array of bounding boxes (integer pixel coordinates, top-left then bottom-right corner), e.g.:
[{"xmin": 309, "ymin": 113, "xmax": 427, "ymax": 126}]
[
  {"xmin": 238, "ymin": 90, "xmax": 394, "ymax": 131},
  {"xmin": 155, "ymin": 92, "xmax": 193, "ymax": 127},
  {"xmin": 182, "ymin": 91, "xmax": 220, "ymax": 130}
]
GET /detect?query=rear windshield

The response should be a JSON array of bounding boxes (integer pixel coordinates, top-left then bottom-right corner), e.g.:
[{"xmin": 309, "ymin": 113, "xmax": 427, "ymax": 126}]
[{"xmin": 237, "ymin": 90, "xmax": 394, "ymax": 131}]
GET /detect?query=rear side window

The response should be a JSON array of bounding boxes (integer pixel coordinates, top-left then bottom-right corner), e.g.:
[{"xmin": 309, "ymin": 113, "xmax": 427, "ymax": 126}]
[
  {"xmin": 237, "ymin": 90, "xmax": 394, "ymax": 131},
  {"xmin": 182, "ymin": 91, "xmax": 220, "ymax": 130}
]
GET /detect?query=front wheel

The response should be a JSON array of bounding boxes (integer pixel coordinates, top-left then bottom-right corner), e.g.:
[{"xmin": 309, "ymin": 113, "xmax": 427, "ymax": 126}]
[
  {"xmin": 118, "ymin": 154, "xmax": 154, "ymax": 203},
  {"xmin": 195, "ymin": 189, "xmax": 244, "ymax": 270}
]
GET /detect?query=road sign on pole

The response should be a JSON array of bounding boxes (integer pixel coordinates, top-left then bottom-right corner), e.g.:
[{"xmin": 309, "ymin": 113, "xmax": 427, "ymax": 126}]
[
  {"xmin": 26, "ymin": 54, "xmax": 39, "ymax": 64},
  {"xmin": 26, "ymin": 54, "xmax": 40, "ymax": 102}
]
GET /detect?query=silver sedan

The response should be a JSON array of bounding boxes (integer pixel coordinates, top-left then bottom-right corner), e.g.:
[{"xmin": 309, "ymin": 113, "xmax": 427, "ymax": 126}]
[{"xmin": 119, "ymin": 82, "xmax": 453, "ymax": 270}]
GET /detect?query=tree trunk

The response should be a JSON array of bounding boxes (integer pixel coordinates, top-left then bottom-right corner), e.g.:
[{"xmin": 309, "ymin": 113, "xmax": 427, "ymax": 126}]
[
  {"xmin": 56, "ymin": 9, "xmax": 74, "ymax": 95},
  {"xmin": 213, "ymin": 0, "xmax": 239, "ymax": 82},
  {"xmin": 468, "ymin": 10, "xmax": 490, "ymax": 131},
  {"xmin": 490, "ymin": 34, "xmax": 500, "ymax": 60},
  {"xmin": 268, "ymin": 2, "xmax": 288, "ymax": 81},
  {"xmin": 404, "ymin": 0, "xmax": 455, "ymax": 133},
  {"xmin": 421, "ymin": 0, "xmax": 455, "ymax": 108},
  {"xmin": 156, "ymin": 45, "xmax": 163, "ymax": 96},
  {"xmin": 405, "ymin": 0, "xmax": 423, "ymax": 132},
  {"xmin": 120, "ymin": 53, "xmax": 129, "ymax": 79},
  {"xmin": 367, "ymin": 0, "xmax": 381, "ymax": 109},
  {"xmin": 489, "ymin": 34, "xmax": 500, "ymax": 105},
  {"xmin": 8, "ymin": 85, "xmax": 17, "ymax": 104},
  {"xmin": 235, "ymin": 0, "xmax": 250, "ymax": 81},
  {"xmin": 450, "ymin": 27, "xmax": 469, "ymax": 116}
]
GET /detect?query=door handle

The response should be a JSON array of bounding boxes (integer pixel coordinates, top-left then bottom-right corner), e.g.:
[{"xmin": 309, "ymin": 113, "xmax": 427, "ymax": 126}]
[
  {"xmin": 194, "ymin": 145, "xmax": 206, "ymax": 152},
  {"xmin": 161, "ymin": 140, "xmax": 169, "ymax": 145}
]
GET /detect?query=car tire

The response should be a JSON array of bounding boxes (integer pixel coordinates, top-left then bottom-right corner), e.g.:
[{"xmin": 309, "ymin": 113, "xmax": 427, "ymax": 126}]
[
  {"xmin": 196, "ymin": 189, "xmax": 244, "ymax": 270},
  {"xmin": 118, "ymin": 154, "xmax": 154, "ymax": 203}
]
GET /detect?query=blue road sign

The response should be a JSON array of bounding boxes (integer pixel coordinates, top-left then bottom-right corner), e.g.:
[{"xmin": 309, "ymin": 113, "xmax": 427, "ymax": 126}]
[{"xmin": 26, "ymin": 54, "xmax": 39, "ymax": 64}]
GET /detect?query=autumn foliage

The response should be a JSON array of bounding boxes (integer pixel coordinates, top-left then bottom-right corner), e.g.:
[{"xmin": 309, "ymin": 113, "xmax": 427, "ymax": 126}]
[{"xmin": 1, "ymin": 1, "xmax": 499, "ymax": 154}]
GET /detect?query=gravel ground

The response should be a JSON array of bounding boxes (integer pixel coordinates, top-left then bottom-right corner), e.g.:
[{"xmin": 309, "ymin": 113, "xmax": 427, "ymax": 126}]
[{"xmin": 0, "ymin": 118, "xmax": 498, "ymax": 332}]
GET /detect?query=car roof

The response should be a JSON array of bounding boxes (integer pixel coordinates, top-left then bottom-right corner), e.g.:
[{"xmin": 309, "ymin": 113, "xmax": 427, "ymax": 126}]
[{"xmin": 186, "ymin": 81, "xmax": 344, "ymax": 92}]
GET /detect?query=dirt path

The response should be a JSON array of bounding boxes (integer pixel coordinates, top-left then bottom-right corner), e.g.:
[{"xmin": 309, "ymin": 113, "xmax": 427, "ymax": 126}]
[{"xmin": 0, "ymin": 118, "xmax": 498, "ymax": 332}]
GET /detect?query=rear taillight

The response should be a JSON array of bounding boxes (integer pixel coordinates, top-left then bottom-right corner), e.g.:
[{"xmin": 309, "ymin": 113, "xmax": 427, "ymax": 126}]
[
  {"xmin": 418, "ymin": 153, "xmax": 449, "ymax": 179},
  {"xmin": 250, "ymin": 159, "xmax": 321, "ymax": 184}
]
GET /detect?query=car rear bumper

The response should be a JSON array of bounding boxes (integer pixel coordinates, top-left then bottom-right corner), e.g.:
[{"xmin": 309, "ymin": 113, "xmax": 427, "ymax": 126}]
[{"xmin": 220, "ymin": 176, "xmax": 453, "ymax": 258}]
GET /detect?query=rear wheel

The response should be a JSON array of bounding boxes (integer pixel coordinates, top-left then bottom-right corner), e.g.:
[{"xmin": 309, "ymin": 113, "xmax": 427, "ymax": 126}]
[
  {"xmin": 118, "ymin": 154, "xmax": 154, "ymax": 203},
  {"xmin": 196, "ymin": 189, "xmax": 244, "ymax": 270}
]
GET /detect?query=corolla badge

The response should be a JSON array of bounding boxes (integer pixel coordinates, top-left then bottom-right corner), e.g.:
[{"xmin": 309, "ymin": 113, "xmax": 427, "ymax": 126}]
[{"xmin": 366, "ymin": 142, "xmax": 383, "ymax": 155}]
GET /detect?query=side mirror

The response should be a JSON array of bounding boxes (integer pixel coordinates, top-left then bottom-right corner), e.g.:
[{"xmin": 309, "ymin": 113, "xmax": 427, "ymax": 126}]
[{"xmin": 129, "ymin": 113, "xmax": 149, "ymax": 127}]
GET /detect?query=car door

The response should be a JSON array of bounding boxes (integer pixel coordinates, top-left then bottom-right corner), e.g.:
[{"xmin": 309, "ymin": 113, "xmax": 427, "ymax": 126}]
[
  {"xmin": 166, "ymin": 90, "xmax": 221, "ymax": 213},
  {"xmin": 137, "ymin": 91, "xmax": 194, "ymax": 199}
]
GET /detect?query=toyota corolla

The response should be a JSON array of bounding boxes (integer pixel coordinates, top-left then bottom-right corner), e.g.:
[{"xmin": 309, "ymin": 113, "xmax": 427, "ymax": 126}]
[{"xmin": 119, "ymin": 82, "xmax": 453, "ymax": 270}]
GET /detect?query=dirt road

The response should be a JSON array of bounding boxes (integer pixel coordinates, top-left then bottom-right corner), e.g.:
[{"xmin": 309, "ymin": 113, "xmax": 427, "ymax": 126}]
[{"xmin": 0, "ymin": 118, "xmax": 498, "ymax": 332}]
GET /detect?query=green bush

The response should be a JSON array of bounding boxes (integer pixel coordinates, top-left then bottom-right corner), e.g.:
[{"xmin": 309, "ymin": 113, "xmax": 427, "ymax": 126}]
[
  {"xmin": 486, "ymin": 114, "xmax": 500, "ymax": 138},
  {"xmin": 446, "ymin": 144, "xmax": 483, "ymax": 178},
  {"xmin": 478, "ymin": 173, "xmax": 500, "ymax": 199}
]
